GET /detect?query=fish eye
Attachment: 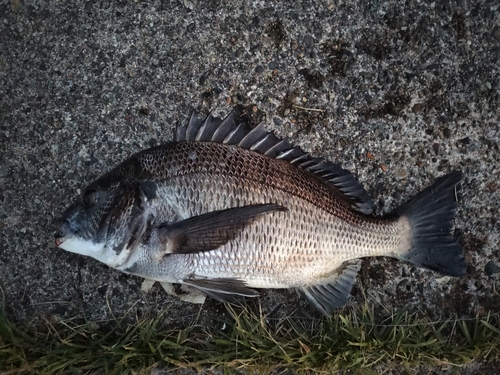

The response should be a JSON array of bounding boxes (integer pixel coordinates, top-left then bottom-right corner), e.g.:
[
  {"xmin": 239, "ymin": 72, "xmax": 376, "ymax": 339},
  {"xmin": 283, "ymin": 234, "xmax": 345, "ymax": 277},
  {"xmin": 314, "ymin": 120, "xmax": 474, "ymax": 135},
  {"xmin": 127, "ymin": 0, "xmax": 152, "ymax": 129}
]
[{"xmin": 81, "ymin": 189, "xmax": 99, "ymax": 208}]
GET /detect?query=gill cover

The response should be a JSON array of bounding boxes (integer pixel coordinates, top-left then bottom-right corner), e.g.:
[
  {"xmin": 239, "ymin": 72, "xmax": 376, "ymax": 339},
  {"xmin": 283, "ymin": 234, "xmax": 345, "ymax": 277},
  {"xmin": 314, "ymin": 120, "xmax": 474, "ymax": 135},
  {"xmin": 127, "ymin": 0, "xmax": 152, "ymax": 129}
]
[{"xmin": 104, "ymin": 181, "xmax": 155, "ymax": 267}]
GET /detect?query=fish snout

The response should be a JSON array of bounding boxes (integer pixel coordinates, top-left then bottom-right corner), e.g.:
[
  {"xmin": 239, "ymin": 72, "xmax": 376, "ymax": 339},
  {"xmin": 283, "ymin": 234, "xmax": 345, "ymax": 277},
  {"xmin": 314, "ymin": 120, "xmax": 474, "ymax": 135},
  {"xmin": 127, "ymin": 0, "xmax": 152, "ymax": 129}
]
[
  {"xmin": 53, "ymin": 216, "xmax": 71, "ymax": 234},
  {"xmin": 53, "ymin": 216, "xmax": 74, "ymax": 247},
  {"xmin": 52, "ymin": 217, "xmax": 69, "ymax": 247}
]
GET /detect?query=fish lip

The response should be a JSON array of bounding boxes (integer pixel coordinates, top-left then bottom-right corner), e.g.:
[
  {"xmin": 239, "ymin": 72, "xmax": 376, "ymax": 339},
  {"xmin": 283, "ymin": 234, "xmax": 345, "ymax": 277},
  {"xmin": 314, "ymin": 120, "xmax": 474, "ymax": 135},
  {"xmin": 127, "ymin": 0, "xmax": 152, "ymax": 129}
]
[
  {"xmin": 55, "ymin": 236, "xmax": 66, "ymax": 247},
  {"xmin": 54, "ymin": 228, "xmax": 69, "ymax": 247},
  {"xmin": 54, "ymin": 219, "xmax": 68, "ymax": 248}
]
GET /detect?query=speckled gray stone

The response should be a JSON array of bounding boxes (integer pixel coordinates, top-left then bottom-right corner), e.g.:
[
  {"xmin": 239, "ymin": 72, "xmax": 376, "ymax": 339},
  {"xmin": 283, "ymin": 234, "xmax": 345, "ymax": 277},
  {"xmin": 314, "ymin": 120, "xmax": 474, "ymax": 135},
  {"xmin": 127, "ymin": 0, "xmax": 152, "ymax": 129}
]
[{"xmin": 0, "ymin": 0, "xmax": 499, "ymax": 373}]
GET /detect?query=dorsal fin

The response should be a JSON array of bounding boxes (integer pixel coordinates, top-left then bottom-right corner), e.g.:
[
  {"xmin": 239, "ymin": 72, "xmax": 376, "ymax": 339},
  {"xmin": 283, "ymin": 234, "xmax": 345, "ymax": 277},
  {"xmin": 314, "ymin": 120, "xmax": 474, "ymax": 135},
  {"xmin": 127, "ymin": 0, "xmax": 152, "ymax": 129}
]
[
  {"xmin": 174, "ymin": 112, "xmax": 373, "ymax": 214},
  {"xmin": 196, "ymin": 114, "xmax": 223, "ymax": 141}
]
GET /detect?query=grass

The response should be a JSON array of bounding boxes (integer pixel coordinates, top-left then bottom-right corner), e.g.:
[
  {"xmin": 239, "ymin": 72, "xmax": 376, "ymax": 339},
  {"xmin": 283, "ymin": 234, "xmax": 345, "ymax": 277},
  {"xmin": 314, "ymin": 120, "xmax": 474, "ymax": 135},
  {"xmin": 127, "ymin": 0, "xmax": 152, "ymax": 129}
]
[{"xmin": 0, "ymin": 302, "xmax": 499, "ymax": 375}]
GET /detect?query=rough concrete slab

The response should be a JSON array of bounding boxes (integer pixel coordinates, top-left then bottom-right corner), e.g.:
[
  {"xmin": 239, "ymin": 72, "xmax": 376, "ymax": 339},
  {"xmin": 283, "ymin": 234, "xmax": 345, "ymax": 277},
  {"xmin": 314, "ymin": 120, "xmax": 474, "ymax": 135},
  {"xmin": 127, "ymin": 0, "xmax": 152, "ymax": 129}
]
[{"xmin": 0, "ymin": 0, "xmax": 499, "ymax": 372}]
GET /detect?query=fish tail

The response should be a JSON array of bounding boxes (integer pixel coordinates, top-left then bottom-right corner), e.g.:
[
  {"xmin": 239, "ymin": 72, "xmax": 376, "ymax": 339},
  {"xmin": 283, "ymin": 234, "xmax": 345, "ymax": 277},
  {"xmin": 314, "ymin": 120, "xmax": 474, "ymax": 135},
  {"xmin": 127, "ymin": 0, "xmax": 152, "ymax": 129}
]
[{"xmin": 395, "ymin": 171, "xmax": 466, "ymax": 277}]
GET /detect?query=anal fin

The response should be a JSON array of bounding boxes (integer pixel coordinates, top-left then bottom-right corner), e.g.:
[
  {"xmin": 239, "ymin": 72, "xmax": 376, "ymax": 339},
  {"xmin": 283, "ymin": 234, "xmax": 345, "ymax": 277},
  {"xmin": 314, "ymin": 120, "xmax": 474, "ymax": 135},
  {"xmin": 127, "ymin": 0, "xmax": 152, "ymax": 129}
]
[{"xmin": 300, "ymin": 261, "xmax": 361, "ymax": 316}]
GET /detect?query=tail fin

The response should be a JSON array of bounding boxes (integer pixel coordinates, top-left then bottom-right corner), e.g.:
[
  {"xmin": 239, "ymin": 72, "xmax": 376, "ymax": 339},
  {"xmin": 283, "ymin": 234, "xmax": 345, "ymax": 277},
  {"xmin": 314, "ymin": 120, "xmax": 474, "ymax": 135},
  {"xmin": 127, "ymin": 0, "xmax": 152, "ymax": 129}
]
[{"xmin": 396, "ymin": 171, "xmax": 466, "ymax": 277}]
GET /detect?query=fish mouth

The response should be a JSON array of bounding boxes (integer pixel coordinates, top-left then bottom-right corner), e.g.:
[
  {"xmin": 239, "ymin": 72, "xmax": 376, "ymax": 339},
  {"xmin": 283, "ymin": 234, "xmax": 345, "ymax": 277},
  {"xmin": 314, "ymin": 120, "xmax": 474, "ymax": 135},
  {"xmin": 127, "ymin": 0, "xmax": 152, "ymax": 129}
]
[
  {"xmin": 53, "ymin": 212, "xmax": 72, "ymax": 246},
  {"xmin": 55, "ymin": 235, "xmax": 66, "ymax": 247},
  {"xmin": 54, "ymin": 225, "xmax": 65, "ymax": 247}
]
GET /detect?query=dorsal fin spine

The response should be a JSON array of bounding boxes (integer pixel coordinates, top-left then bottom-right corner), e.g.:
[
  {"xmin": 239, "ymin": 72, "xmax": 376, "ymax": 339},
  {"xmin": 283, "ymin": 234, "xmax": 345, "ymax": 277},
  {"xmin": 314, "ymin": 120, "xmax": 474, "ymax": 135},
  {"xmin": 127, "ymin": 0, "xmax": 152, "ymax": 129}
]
[{"xmin": 174, "ymin": 111, "xmax": 374, "ymax": 214}]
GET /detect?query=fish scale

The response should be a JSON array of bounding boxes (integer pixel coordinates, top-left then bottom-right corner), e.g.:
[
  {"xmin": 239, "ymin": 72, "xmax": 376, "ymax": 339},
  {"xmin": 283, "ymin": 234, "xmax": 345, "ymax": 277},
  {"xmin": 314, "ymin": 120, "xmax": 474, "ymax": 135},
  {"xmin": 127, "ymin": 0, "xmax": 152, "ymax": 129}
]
[
  {"xmin": 55, "ymin": 112, "xmax": 466, "ymax": 316},
  {"xmin": 127, "ymin": 171, "xmax": 404, "ymax": 286},
  {"xmin": 138, "ymin": 142, "xmax": 367, "ymax": 224}
]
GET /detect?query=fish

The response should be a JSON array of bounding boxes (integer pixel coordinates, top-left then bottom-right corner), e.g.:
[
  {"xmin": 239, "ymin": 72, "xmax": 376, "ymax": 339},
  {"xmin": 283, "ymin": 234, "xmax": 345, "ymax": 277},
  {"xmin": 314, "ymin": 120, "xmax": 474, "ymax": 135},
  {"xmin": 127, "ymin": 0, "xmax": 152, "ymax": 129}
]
[{"xmin": 54, "ymin": 112, "xmax": 466, "ymax": 316}]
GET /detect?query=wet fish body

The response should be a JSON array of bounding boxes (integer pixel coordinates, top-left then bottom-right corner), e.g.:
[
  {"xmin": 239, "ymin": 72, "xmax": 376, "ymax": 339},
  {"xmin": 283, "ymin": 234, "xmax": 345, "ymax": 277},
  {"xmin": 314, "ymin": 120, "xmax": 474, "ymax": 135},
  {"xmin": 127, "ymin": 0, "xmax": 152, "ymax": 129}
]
[{"xmin": 55, "ymin": 113, "xmax": 466, "ymax": 315}]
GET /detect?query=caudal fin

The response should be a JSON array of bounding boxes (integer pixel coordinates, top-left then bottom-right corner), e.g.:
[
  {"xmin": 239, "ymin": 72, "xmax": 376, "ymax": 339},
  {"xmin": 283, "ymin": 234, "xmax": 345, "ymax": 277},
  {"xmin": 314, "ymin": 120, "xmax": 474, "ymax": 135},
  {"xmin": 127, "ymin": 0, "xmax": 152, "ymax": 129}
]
[{"xmin": 396, "ymin": 171, "xmax": 466, "ymax": 277}]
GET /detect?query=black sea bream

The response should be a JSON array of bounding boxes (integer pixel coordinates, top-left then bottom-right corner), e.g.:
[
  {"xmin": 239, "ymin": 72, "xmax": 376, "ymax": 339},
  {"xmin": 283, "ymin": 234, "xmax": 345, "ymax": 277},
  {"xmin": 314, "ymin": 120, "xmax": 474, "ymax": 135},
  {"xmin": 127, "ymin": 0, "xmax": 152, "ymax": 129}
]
[{"xmin": 55, "ymin": 112, "xmax": 466, "ymax": 315}]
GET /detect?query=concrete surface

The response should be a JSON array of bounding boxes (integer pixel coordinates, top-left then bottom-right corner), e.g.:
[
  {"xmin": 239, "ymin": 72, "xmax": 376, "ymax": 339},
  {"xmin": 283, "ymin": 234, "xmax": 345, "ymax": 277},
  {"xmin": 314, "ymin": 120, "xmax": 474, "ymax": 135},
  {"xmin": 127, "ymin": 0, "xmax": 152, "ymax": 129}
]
[{"xmin": 0, "ymin": 0, "xmax": 499, "ymax": 372}]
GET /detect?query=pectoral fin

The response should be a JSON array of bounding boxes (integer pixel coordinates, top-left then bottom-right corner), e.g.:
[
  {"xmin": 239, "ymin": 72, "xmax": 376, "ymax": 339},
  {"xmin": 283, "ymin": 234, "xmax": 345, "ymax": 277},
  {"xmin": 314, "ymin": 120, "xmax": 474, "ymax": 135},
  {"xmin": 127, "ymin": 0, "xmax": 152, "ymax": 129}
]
[
  {"xmin": 300, "ymin": 261, "xmax": 361, "ymax": 316},
  {"xmin": 157, "ymin": 203, "xmax": 286, "ymax": 255},
  {"xmin": 183, "ymin": 277, "xmax": 259, "ymax": 304}
]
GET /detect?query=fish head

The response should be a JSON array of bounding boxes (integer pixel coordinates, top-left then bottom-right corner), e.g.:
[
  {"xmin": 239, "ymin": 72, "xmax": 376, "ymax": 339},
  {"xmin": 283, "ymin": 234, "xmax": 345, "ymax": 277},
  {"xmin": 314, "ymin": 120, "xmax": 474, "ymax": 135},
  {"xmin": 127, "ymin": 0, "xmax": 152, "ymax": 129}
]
[{"xmin": 54, "ymin": 171, "xmax": 154, "ymax": 269}]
